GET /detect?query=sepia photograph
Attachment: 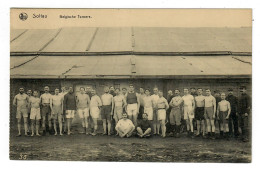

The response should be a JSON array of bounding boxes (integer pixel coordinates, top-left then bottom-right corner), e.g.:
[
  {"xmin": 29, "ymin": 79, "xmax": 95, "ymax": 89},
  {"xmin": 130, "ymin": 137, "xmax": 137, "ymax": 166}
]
[{"xmin": 9, "ymin": 8, "xmax": 252, "ymax": 162}]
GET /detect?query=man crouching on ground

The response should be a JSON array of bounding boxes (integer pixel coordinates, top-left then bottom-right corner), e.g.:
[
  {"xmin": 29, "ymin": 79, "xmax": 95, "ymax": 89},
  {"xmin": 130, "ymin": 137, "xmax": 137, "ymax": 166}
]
[
  {"xmin": 115, "ymin": 113, "xmax": 135, "ymax": 138},
  {"xmin": 137, "ymin": 113, "xmax": 152, "ymax": 138}
]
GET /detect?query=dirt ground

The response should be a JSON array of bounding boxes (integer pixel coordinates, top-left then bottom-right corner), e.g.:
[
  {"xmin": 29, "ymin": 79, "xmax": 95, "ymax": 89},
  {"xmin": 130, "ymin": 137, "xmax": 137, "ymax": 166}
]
[{"xmin": 9, "ymin": 130, "xmax": 251, "ymax": 162}]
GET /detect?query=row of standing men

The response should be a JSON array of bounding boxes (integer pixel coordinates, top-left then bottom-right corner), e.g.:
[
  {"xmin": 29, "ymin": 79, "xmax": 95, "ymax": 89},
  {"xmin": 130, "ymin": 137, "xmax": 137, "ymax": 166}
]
[{"xmin": 12, "ymin": 84, "xmax": 251, "ymax": 141}]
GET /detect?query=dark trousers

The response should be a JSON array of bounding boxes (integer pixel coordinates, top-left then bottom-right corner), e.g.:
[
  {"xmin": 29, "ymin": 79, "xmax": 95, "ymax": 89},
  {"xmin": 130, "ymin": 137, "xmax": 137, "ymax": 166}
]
[
  {"xmin": 228, "ymin": 112, "xmax": 239, "ymax": 136},
  {"xmin": 138, "ymin": 106, "xmax": 144, "ymax": 119},
  {"xmin": 239, "ymin": 114, "xmax": 249, "ymax": 139}
]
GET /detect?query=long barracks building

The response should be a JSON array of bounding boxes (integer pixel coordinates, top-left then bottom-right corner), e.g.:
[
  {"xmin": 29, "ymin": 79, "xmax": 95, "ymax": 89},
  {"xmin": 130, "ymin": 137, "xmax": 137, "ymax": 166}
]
[{"xmin": 10, "ymin": 27, "xmax": 252, "ymax": 125}]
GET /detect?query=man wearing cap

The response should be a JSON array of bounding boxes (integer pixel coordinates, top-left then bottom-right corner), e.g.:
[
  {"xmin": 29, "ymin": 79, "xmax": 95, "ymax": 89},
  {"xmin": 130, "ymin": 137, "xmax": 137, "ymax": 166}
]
[
  {"xmin": 226, "ymin": 88, "xmax": 239, "ymax": 138},
  {"xmin": 238, "ymin": 86, "xmax": 251, "ymax": 142}
]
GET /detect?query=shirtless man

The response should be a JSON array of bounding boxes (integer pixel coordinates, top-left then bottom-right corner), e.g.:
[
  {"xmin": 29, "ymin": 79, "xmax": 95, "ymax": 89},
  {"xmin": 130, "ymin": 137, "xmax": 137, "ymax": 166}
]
[
  {"xmin": 156, "ymin": 90, "xmax": 169, "ymax": 138},
  {"xmin": 76, "ymin": 87, "xmax": 91, "ymax": 134},
  {"xmin": 194, "ymin": 88, "xmax": 206, "ymax": 137},
  {"xmin": 143, "ymin": 89, "xmax": 154, "ymax": 124},
  {"xmin": 50, "ymin": 88, "xmax": 64, "ymax": 136},
  {"xmin": 217, "ymin": 93, "xmax": 231, "ymax": 139},
  {"xmin": 169, "ymin": 89, "xmax": 183, "ymax": 138},
  {"xmin": 151, "ymin": 87, "xmax": 160, "ymax": 135},
  {"xmin": 204, "ymin": 89, "xmax": 216, "ymax": 139},
  {"xmin": 29, "ymin": 90, "xmax": 41, "ymax": 136},
  {"xmin": 138, "ymin": 87, "xmax": 146, "ymax": 119},
  {"xmin": 182, "ymin": 88, "xmax": 195, "ymax": 138},
  {"xmin": 126, "ymin": 84, "xmax": 140, "ymax": 126},
  {"xmin": 113, "ymin": 88, "xmax": 126, "ymax": 124},
  {"xmin": 90, "ymin": 89, "xmax": 102, "ymax": 136},
  {"xmin": 101, "ymin": 86, "xmax": 114, "ymax": 135},
  {"xmin": 27, "ymin": 89, "xmax": 33, "ymax": 133},
  {"xmin": 13, "ymin": 87, "xmax": 30, "ymax": 136},
  {"xmin": 40, "ymin": 86, "xmax": 52, "ymax": 135}
]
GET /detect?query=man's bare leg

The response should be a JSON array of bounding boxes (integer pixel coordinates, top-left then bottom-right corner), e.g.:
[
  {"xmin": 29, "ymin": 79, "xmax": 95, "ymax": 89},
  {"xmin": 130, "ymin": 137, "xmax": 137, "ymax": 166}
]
[
  {"xmin": 91, "ymin": 119, "xmax": 98, "ymax": 136},
  {"xmin": 31, "ymin": 119, "xmax": 35, "ymax": 136},
  {"xmin": 17, "ymin": 118, "xmax": 21, "ymax": 136},
  {"xmin": 67, "ymin": 118, "xmax": 71, "ymax": 135},
  {"xmin": 84, "ymin": 116, "xmax": 89, "ymax": 134},
  {"xmin": 189, "ymin": 118, "xmax": 194, "ymax": 133},
  {"xmin": 153, "ymin": 121, "xmax": 156, "ymax": 135},
  {"xmin": 102, "ymin": 119, "xmax": 107, "ymax": 134},
  {"xmin": 210, "ymin": 119, "xmax": 215, "ymax": 132},
  {"xmin": 201, "ymin": 120, "xmax": 205, "ymax": 136},
  {"xmin": 143, "ymin": 128, "xmax": 152, "ymax": 137},
  {"xmin": 58, "ymin": 116, "xmax": 63, "ymax": 135},
  {"xmin": 53, "ymin": 118, "xmax": 57, "ymax": 135},
  {"xmin": 107, "ymin": 120, "xmax": 111, "ymax": 135},
  {"xmin": 42, "ymin": 116, "xmax": 46, "ymax": 132},
  {"xmin": 206, "ymin": 119, "xmax": 211, "ymax": 133},
  {"xmin": 160, "ymin": 120, "xmax": 166, "ymax": 137},
  {"xmin": 24, "ymin": 117, "xmax": 29, "ymax": 136},
  {"xmin": 126, "ymin": 127, "xmax": 135, "ymax": 137},
  {"xmin": 36, "ymin": 120, "xmax": 40, "ymax": 136},
  {"xmin": 186, "ymin": 119, "xmax": 190, "ymax": 133},
  {"xmin": 156, "ymin": 120, "xmax": 161, "ymax": 135},
  {"xmin": 136, "ymin": 127, "xmax": 144, "ymax": 137},
  {"xmin": 133, "ymin": 115, "xmax": 138, "ymax": 127},
  {"xmin": 48, "ymin": 115, "xmax": 52, "ymax": 132},
  {"xmin": 196, "ymin": 120, "xmax": 201, "ymax": 135}
]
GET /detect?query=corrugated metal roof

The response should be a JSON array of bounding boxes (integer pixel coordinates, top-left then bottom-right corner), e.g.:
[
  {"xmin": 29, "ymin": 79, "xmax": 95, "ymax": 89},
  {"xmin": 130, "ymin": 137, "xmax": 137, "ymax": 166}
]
[
  {"xmin": 42, "ymin": 27, "xmax": 97, "ymax": 52},
  {"xmin": 10, "ymin": 56, "xmax": 132, "ymax": 78},
  {"xmin": 10, "ymin": 56, "xmax": 37, "ymax": 69},
  {"xmin": 135, "ymin": 56, "xmax": 251, "ymax": 76},
  {"xmin": 133, "ymin": 27, "xmax": 251, "ymax": 52},
  {"xmin": 88, "ymin": 27, "xmax": 132, "ymax": 52},
  {"xmin": 10, "ymin": 27, "xmax": 251, "ymax": 53},
  {"xmin": 10, "ymin": 55, "xmax": 251, "ymax": 78},
  {"xmin": 10, "ymin": 29, "xmax": 27, "ymax": 42}
]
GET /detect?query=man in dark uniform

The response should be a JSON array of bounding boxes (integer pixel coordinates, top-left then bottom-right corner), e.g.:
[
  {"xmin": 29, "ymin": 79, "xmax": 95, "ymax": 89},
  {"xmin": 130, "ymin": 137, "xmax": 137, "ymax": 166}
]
[
  {"xmin": 226, "ymin": 88, "xmax": 239, "ymax": 138},
  {"xmin": 238, "ymin": 86, "xmax": 251, "ymax": 142},
  {"xmin": 138, "ymin": 87, "xmax": 145, "ymax": 120}
]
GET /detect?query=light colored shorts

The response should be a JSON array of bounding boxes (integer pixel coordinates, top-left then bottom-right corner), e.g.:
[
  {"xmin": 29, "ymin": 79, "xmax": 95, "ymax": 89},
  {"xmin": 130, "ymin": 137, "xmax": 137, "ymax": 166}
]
[
  {"xmin": 157, "ymin": 109, "xmax": 166, "ymax": 121},
  {"xmin": 90, "ymin": 107, "xmax": 100, "ymax": 119},
  {"xmin": 30, "ymin": 108, "xmax": 41, "ymax": 120},
  {"xmin": 16, "ymin": 108, "xmax": 28, "ymax": 119},
  {"xmin": 78, "ymin": 108, "xmax": 90, "ymax": 119},
  {"xmin": 127, "ymin": 103, "xmax": 138, "ymax": 116},
  {"xmin": 52, "ymin": 105, "xmax": 62, "ymax": 115},
  {"xmin": 66, "ymin": 110, "xmax": 75, "ymax": 119},
  {"xmin": 144, "ymin": 107, "xmax": 153, "ymax": 120},
  {"xmin": 170, "ymin": 107, "xmax": 181, "ymax": 125},
  {"xmin": 114, "ymin": 106, "xmax": 123, "ymax": 121},
  {"xmin": 184, "ymin": 105, "xmax": 194, "ymax": 120}
]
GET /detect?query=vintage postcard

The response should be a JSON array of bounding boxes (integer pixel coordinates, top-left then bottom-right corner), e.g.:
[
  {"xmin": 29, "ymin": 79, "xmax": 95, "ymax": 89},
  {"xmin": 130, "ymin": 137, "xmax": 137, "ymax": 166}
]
[{"xmin": 10, "ymin": 8, "xmax": 252, "ymax": 162}]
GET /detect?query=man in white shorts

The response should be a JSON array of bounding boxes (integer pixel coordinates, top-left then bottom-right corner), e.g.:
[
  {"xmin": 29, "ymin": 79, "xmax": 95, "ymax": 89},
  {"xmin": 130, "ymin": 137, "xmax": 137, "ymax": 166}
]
[
  {"xmin": 156, "ymin": 90, "xmax": 169, "ymax": 138},
  {"xmin": 113, "ymin": 88, "xmax": 126, "ymax": 124},
  {"xmin": 151, "ymin": 87, "xmax": 160, "ymax": 135},
  {"xmin": 182, "ymin": 88, "xmax": 195, "ymax": 138},
  {"xmin": 63, "ymin": 87, "xmax": 77, "ymax": 135},
  {"xmin": 143, "ymin": 89, "xmax": 154, "ymax": 125},
  {"xmin": 29, "ymin": 90, "xmax": 41, "ymax": 136},
  {"xmin": 115, "ymin": 113, "xmax": 135, "ymax": 138},
  {"xmin": 126, "ymin": 84, "xmax": 140, "ymax": 126},
  {"xmin": 90, "ymin": 89, "xmax": 102, "ymax": 136},
  {"xmin": 204, "ymin": 89, "xmax": 216, "ymax": 139},
  {"xmin": 13, "ymin": 87, "xmax": 30, "ymax": 136},
  {"xmin": 50, "ymin": 88, "xmax": 64, "ymax": 136},
  {"xmin": 40, "ymin": 86, "xmax": 52, "ymax": 135},
  {"xmin": 76, "ymin": 87, "xmax": 91, "ymax": 134}
]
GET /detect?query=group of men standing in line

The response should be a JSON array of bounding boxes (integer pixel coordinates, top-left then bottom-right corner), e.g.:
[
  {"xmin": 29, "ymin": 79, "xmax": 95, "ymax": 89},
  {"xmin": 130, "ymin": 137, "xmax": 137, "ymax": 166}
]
[{"xmin": 12, "ymin": 84, "xmax": 251, "ymax": 142}]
